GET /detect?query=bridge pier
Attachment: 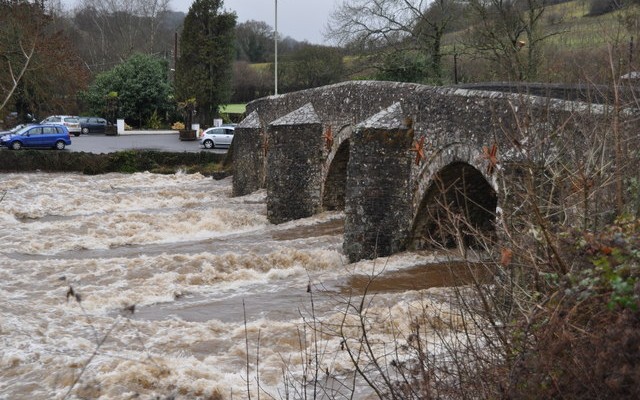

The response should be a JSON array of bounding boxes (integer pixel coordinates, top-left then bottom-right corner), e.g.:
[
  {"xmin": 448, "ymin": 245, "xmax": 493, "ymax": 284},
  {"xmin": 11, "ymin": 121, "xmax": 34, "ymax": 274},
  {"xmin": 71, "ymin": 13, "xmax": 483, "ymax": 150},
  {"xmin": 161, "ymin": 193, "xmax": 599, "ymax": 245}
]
[
  {"xmin": 266, "ymin": 103, "xmax": 325, "ymax": 224},
  {"xmin": 343, "ymin": 103, "xmax": 414, "ymax": 262},
  {"xmin": 232, "ymin": 111, "xmax": 265, "ymax": 196}
]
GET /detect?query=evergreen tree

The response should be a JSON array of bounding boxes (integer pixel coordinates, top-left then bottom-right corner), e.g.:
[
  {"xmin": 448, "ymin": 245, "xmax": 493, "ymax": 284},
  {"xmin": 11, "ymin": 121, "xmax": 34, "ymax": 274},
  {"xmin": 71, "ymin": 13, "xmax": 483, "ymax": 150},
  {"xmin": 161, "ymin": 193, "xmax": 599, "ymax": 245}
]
[
  {"xmin": 82, "ymin": 53, "xmax": 172, "ymax": 127},
  {"xmin": 176, "ymin": 0, "xmax": 236, "ymax": 126}
]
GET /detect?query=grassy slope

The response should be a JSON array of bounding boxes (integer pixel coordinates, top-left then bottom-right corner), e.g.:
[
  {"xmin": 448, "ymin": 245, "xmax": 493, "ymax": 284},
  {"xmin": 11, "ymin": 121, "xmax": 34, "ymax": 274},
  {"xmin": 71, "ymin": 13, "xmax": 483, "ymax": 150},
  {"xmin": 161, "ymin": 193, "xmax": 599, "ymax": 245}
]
[
  {"xmin": 442, "ymin": 1, "xmax": 637, "ymax": 49},
  {"xmin": 545, "ymin": 1, "xmax": 636, "ymax": 48},
  {"xmin": 242, "ymin": 2, "xmax": 639, "ymax": 85}
]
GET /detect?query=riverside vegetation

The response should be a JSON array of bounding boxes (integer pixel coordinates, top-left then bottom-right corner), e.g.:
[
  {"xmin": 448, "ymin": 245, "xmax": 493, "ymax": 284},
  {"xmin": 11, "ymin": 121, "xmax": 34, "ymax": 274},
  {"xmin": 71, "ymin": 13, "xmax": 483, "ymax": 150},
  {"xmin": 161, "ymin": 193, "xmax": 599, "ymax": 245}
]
[{"xmin": 0, "ymin": 150, "xmax": 231, "ymax": 177}]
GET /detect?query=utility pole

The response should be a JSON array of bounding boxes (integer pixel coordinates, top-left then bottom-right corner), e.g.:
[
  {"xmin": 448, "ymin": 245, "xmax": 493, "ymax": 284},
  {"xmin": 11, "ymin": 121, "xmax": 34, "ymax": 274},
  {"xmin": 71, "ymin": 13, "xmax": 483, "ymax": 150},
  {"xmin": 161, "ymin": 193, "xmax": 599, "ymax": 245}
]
[
  {"xmin": 453, "ymin": 45, "xmax": 458, "ymax": 85},
  {"xmin": 173, "ymin": 31, "xmax": 178, "ymax": 84},
  {"xmin": 275, "ymin": 0, "xmax": 278, "ymax": 95}
]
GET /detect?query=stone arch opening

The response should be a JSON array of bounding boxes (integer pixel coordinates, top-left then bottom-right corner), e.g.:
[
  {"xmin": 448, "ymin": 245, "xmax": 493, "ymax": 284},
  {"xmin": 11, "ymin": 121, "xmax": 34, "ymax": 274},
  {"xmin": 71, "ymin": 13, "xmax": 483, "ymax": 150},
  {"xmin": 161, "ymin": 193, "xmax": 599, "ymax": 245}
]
[
  {"xmin": 323, "ymin": 139, "xmax": 350, "ymax": 211},
  {"xmin": 411, "ymin": 162, "xmax": 497, "ymax": 250}
]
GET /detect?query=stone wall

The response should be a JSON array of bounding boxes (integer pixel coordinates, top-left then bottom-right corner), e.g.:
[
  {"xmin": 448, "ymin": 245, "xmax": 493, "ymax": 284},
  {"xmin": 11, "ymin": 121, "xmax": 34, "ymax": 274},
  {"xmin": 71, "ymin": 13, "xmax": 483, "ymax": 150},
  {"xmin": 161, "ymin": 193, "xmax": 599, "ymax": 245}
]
[{"xmin": 455, "ymin": 81, "xmax": 640, "ymax": 104}]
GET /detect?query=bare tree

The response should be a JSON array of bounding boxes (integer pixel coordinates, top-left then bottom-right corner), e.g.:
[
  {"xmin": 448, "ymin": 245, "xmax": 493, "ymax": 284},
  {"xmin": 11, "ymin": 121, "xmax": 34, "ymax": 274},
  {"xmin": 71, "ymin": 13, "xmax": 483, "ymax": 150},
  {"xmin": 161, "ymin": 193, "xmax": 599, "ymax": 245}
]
[
  {"xmin": 325, "ymin": 0, "xmax": 462, "ymax": 82},
  {"xmin": 1, "ymin": 1, "xmax": 91, "ymax": 119},
  {"xmin": 235, "ymin": 20, "xmax": 274, "ymax": 63},
  {"xmin": 0, "ymin": 33, "xmax": 36, "ymax": 113},
  {"xmin": 0, "ymin": 1, "xmax": 39, "ymax": 113},
  {"xmin": 463, "ymin": 0, "xmax": 561, "ymax": 81},
  {"xmin": 72, "ymin": 0, "xmax": 171, "ymax": 73}
]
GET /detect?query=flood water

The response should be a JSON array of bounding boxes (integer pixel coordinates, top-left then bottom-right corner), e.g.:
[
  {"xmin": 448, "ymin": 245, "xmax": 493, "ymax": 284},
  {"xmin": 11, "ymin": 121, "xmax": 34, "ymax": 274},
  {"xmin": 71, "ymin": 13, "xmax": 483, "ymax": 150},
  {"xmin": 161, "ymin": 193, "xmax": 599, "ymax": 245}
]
[{"xmin": 0, "ymin": 172, "xmax": 485, "ymax": 399}]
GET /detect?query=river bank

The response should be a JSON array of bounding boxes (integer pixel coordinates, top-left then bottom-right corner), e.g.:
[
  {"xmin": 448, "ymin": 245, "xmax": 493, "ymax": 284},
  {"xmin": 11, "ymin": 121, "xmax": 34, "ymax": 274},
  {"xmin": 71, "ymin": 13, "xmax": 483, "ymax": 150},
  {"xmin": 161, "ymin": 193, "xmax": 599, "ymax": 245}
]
[{"xmin": 0, "ymin": 149, "xmax": 229, "ymax": 176}]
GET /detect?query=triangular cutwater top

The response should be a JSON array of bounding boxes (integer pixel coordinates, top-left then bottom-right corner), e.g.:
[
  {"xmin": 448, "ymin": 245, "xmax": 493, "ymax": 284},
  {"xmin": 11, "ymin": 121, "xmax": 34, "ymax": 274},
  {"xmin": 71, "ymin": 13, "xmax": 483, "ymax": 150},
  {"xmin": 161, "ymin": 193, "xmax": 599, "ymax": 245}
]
[
  {"xmin": 237, "ymin": 110, "xmax": 261, "ymax": 129},
  {"xmin": 270, "ymin": 103, "xmax": 321, "ymax": 127},
  {"xmin": 356, "ymin": 102, "xmax": 407, "ymax": 130}
]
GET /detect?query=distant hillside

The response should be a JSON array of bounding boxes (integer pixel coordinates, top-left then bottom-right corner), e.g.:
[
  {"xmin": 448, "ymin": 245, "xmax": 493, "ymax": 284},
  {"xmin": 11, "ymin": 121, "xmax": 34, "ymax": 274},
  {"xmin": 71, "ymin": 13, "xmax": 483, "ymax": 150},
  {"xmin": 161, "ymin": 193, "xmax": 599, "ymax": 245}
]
[{"xmin": 440, "ymin": 1, "xmax": 640, "ymax": 83}]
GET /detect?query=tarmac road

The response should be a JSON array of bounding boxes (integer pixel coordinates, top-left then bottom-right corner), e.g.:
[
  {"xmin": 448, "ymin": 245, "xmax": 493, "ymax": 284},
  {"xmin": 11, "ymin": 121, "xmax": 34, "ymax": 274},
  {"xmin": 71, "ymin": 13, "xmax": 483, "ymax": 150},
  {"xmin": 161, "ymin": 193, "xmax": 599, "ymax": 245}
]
[{"xmin": 67, "ymin": 131, "xmax": 228, "ymax": 154}]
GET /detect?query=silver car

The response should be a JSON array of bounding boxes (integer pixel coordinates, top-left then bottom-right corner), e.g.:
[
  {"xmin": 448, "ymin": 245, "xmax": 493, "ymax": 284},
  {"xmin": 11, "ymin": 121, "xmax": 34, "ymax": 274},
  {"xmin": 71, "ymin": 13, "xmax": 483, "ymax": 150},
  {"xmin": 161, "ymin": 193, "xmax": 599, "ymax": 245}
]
[
  {"xmin": 40, "ymin": 115, "xmax": 82, "ymax": 136},
  {"xmin": 200, "ymin": 126, "xmax": 235, "ymax": 149}
]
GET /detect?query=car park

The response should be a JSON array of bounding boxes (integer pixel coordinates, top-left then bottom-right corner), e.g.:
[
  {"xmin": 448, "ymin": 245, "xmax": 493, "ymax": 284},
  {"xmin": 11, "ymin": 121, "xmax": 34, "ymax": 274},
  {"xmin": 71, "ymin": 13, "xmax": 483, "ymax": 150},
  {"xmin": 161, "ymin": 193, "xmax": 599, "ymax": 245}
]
[
  {"xmin": 79, "ymin": 117, "xmax": 110, "ymax": 134},
  {"xmin": 0, "ymin": 124, "xmax": 71, "ymax": 150},
  {"xmin": 199, "ymin": 125, "xmax": 235, "ymax": 149},
  {"xmin": 40, "ymin": 115, "xmax": 81, "ymax": 136}
]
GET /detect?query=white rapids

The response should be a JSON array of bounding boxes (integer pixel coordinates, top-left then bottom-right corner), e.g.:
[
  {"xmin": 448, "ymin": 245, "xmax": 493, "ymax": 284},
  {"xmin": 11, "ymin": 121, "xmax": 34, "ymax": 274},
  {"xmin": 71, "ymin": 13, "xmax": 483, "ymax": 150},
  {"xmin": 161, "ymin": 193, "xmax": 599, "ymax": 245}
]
[{"xmin": 0, "ymin": 172, "xmax": 465, "ymax": 399}]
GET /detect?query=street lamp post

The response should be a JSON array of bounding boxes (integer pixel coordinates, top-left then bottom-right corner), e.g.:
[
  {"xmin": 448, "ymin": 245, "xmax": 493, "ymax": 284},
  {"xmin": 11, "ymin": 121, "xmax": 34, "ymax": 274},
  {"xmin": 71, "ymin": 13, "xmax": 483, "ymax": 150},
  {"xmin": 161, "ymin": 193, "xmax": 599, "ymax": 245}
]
[{"xmin": 275, "ymin": 0, "xmax": 278, "ymax": 95}]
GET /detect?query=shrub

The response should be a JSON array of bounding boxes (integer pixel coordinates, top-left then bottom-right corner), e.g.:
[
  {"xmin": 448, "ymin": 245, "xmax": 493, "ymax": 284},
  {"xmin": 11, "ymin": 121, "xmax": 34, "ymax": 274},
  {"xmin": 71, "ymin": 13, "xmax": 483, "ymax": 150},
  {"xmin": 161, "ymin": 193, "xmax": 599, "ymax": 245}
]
[
  {"xmin": 508, "ymin": 217, "xmax": 640, "ymax": 399},
  {"xmin": 146, "ymin": 110, "xmax": 162, "ymax": 129}
]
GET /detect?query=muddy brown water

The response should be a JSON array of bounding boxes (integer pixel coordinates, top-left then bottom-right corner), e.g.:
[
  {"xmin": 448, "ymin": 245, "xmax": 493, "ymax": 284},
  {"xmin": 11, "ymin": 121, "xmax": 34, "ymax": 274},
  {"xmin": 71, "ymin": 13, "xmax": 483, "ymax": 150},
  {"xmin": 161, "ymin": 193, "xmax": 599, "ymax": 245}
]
[
  {"xmin": 0, "ymin": 172, "xmax": 494, "ymax": 399},
  {"xmin": 345, "ymin": 261, "xmax": 494, "ymax": 295},
  {"xmin": 132, "ymin": 260, "xmax": 493, "ymax": 323}
]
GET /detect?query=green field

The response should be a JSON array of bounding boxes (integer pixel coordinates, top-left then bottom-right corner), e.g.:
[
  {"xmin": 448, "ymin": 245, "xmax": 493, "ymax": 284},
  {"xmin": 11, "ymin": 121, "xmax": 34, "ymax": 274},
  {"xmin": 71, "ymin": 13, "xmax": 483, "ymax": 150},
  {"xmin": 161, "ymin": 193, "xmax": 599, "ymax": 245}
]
[
  {"xmin": 442, "ymin": 1, "xmax": 638, "ymax": 50},
  {"xmin": 544, "ymin": 2, "xmax": 637, "ymax": 48},
  {"xmin": 219, "ymin": 103, "xmax": 247, "ymax": 114}
]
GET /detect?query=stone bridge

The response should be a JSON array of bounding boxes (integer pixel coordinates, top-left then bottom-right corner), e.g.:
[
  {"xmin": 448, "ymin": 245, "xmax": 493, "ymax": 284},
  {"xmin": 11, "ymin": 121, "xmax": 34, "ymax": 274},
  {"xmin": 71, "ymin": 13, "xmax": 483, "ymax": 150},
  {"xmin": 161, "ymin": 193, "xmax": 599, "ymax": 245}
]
[{"xmin": 231, "ymin": 80, "xmax": 626, "ymax": 262}]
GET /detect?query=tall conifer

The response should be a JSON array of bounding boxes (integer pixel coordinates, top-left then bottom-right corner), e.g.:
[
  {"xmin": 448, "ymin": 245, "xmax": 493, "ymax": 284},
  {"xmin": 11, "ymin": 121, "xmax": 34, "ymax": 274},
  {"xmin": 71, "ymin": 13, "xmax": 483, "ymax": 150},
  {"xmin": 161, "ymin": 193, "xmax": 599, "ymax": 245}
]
[{"xmin": 176, "ymin": 0, "xmax": 236, "ymax": 125}]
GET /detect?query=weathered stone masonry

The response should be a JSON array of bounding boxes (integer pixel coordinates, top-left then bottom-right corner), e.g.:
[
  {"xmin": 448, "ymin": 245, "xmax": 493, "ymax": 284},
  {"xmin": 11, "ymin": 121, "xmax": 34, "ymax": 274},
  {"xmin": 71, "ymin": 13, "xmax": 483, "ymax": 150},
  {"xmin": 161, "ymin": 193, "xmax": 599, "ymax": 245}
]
[
  {"xmin": 232, "ymin": 111, "xmax": 265, "ymax": 196},
  {"xmin": 232, "ymin": 80, "xmax": 626, "ymax": 262},
  {"xmin": 266, "ymin": 104, "xmax": 325, "ymax": 224},
  {"xmin": 344, "ymin": 103, "xmax": 414, "ymax": 260}
]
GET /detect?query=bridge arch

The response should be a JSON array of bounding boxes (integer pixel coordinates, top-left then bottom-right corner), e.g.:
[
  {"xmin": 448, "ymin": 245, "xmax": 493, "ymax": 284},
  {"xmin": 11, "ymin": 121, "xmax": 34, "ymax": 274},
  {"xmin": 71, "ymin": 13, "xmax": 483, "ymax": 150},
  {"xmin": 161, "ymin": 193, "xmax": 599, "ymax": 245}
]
[
  {"xmin": 410, "ymin": 156, "xmax": 498, "ymax": 250},
  {"xmin": 322, "ymin": 126, "xmax": 352, "ymax": 211}
]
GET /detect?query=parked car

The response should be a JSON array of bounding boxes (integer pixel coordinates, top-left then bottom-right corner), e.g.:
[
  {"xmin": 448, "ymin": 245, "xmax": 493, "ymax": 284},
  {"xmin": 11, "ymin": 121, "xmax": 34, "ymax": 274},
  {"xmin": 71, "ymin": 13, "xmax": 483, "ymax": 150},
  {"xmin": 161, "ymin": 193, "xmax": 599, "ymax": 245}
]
[
  {"xmin": 40, "ymin": 115, "xmax": 81, "ymax": 136},
  {"xmin": 0, "ymin": 124, "xmax": 71, "ymax": 150},
  {"xmin": 200, "ymin": 125, "xmax": 235, "ymax": 149},
  {"xmin": 79, "ymin": 117, "xmax": 110, "ymax": 134}
]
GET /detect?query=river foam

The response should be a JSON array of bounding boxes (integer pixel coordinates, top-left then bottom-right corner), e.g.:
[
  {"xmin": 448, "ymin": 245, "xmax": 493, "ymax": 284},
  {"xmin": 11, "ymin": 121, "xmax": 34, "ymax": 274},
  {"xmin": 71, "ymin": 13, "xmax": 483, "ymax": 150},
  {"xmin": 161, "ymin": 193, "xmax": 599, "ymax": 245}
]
[{"xmin": 0, "ymin": 172, "xmax": 466, "ymax": 399}]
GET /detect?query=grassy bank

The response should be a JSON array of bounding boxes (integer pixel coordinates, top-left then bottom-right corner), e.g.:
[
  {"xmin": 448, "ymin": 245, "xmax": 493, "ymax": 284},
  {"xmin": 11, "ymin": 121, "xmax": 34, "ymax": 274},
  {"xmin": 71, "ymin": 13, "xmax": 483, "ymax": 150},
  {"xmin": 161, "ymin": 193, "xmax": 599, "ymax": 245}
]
[{"xmin": 0, "ymin": 150, "xmax": 231, "ymax": 177}]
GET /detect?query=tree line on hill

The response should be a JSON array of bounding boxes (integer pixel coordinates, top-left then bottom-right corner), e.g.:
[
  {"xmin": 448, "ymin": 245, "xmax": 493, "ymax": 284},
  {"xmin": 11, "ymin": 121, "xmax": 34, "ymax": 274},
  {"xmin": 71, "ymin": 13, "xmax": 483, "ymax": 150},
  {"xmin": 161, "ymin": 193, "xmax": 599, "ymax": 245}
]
[{"xmin": 2, "ymin": 0, "xmax": 640, "ymax": 128}]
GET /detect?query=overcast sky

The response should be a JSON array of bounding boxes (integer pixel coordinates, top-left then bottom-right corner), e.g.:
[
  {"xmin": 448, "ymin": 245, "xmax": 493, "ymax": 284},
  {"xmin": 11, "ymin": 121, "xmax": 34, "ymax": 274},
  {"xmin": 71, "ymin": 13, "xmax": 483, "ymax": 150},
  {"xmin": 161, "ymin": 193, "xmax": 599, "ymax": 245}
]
[{"xmin": 170, "ymin": 0, "xmax": 338, "ymax": 45}]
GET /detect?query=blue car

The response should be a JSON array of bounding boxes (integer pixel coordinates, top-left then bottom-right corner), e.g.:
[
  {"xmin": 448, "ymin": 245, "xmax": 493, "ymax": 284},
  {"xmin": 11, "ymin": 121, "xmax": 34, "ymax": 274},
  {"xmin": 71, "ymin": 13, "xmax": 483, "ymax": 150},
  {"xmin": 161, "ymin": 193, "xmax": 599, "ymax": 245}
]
[{"xmin": 0, "ymin": 124, "xmax": 71, "ymax": 150}]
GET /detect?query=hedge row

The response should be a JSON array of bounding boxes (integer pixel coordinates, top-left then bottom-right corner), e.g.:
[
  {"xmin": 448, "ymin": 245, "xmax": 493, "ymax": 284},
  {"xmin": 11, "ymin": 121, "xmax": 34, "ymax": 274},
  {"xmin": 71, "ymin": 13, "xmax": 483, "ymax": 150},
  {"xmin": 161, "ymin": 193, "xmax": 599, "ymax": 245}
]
[{"xmin": 0, "ymin": 150, "xmax": 230, "ymax": 176}]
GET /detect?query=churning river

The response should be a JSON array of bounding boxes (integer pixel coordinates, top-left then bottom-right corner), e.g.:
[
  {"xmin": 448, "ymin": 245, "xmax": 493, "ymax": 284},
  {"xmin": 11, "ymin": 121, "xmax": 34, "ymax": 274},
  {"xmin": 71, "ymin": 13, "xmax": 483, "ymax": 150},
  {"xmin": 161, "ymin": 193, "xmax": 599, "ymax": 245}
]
[{"xmin": 0, "ymin": 172, "xmax": 471, "ymax": 399}]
